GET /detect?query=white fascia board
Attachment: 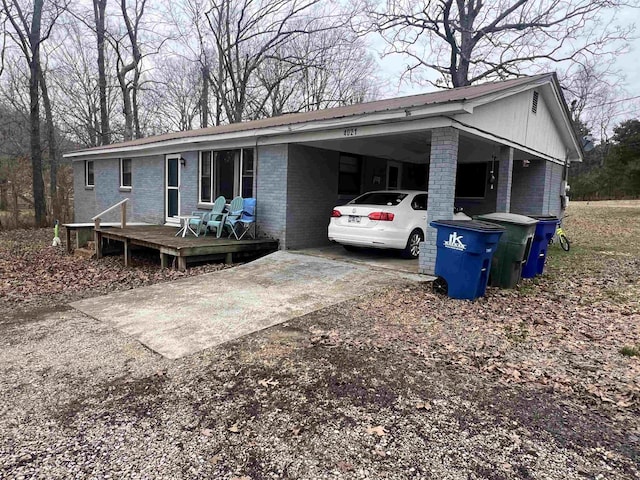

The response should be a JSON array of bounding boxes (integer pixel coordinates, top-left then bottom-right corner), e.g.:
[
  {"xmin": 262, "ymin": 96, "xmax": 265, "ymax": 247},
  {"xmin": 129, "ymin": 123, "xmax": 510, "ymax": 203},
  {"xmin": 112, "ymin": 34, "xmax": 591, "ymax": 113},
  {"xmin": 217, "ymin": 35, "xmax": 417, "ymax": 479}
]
[
  {"xmin": 63, "ymin": 103, "xmax": 470, "ymax": 161},
  {"xmin": 452, "ymin": 121, "xmax": 566, "ymax": 165}
]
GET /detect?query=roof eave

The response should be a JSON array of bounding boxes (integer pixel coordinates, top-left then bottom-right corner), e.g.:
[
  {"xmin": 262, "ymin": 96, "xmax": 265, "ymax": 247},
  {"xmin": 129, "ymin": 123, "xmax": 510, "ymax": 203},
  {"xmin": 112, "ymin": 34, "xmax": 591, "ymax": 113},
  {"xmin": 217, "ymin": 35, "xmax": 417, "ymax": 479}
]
[{"xmin": 63, "ymin": 101, "xmax": 472, "ymax": 160}]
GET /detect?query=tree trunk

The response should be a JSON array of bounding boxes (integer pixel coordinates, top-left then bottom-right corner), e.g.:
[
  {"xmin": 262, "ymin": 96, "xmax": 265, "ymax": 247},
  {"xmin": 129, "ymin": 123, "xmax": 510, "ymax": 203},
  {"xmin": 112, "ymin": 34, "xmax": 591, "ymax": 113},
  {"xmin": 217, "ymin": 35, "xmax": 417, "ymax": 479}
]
[
  {"xmin": 93, "ymin": 0, "xmax": 110, "ymax": 145},
  {"xmin": 29, "ymin": 0, "xmax": 46, "ymax": 227},
  {"xmin": 133, "ymin": 66, "xmax": 142, "ymax": 138},
  {"xmin": 39, "ymin": 68, "xmax": 60, "ymax": 222},
  {"xmin": 201, "ymin": 64, "xmax": 209, "ymax": 128}
]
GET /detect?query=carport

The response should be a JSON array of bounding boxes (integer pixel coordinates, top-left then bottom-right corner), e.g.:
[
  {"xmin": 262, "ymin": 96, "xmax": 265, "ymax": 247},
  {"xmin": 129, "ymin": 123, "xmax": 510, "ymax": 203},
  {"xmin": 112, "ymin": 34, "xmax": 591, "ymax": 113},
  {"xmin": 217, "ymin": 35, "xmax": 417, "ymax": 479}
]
[{"xmin": 256, "ymin": 74, "xmax": 581, "ymax": 274}]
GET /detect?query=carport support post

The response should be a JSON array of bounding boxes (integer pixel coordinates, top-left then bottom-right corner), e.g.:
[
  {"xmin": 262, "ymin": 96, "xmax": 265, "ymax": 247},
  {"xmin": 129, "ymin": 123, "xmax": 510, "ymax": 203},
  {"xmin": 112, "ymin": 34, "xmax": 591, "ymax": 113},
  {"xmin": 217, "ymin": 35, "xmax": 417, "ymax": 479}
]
[
  {"xmin": 420, "ymin": 127, "xmax": 459, "ymax": 275},
  {"xmin": 496, "ymin": 146, "xmax": 514, "ymax": 212}
]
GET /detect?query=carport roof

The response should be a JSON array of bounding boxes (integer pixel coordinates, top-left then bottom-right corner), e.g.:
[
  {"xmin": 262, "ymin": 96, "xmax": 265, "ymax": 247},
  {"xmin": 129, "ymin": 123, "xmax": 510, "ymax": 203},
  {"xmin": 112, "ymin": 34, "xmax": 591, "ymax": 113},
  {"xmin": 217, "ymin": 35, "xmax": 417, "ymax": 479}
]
[{"xmin": 65, "ymin": 73, "xmax": 560, "ymax": 157}]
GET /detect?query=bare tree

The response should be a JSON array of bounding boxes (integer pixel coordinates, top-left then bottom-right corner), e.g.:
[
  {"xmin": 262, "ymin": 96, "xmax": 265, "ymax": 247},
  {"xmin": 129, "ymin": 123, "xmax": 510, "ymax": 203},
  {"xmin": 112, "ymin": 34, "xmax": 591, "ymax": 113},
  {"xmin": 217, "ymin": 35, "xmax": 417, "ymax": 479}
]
[
  {"xmin": 109, "ymin": 0, "xmax": 145, "ymax": 141},
  {"xmin": 368, "ymin": 0, "xmax": 636, "ymax": 88},
  {"xmin": 205, "ymin": 0, "xmax": 357, "ymax": 123}
]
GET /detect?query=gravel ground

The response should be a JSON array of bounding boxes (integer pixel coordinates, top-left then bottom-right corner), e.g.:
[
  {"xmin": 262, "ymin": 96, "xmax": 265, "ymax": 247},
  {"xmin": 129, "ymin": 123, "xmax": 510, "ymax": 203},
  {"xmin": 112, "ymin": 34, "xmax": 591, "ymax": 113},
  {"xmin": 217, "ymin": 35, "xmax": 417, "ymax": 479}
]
[{"xmin": 0, "ymin": 202, "xmax": 639, "ymax": 479}]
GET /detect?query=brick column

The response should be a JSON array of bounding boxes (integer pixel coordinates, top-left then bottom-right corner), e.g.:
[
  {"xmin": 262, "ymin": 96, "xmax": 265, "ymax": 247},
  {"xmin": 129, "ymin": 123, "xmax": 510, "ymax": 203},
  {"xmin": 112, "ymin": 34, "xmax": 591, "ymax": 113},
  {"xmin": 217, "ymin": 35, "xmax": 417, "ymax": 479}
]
[
  {"xmin": 495, "ymin": 146, "xmax": 513, "ymax": 212},
  {"xmin": 419, "ymin": 127, "xmax": 459, "ymax": 275}
]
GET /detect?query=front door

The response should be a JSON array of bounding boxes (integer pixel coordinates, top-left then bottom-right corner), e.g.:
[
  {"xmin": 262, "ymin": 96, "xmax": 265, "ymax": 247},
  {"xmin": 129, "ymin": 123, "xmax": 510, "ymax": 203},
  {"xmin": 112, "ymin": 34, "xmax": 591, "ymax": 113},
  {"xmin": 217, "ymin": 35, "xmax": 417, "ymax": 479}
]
[
  {"xmin": 165, "ymin": 154, "xmax": 180, "ymax": 223},
  {"xmin": 387, "ymin": 161, "xmax": 402, "ymax": 190}
]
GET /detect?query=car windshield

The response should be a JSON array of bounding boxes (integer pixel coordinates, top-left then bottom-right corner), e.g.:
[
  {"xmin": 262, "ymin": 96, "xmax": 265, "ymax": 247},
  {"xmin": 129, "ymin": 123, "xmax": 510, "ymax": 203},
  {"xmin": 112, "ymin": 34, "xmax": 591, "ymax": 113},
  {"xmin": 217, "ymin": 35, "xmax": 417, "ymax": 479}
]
[{"xmin": 350, "ymin": 192, "xmax": 408, "ymax": 206}]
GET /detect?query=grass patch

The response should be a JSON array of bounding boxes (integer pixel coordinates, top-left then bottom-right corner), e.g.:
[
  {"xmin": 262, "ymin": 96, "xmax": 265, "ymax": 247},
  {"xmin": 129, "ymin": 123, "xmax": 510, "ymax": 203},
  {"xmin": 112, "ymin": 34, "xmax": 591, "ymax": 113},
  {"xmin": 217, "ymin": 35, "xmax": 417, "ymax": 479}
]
[{"xmin": 619, "ymin": 345, "xmax": 640, "ymax": 358}]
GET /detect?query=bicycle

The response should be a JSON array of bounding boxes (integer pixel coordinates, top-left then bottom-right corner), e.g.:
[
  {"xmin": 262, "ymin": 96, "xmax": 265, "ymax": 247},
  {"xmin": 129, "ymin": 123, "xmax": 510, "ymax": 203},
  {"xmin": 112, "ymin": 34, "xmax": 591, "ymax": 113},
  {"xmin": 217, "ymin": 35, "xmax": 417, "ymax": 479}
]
[{"xmin": 550, "ymin": 216, "xmax": 570, "ymax": 251}]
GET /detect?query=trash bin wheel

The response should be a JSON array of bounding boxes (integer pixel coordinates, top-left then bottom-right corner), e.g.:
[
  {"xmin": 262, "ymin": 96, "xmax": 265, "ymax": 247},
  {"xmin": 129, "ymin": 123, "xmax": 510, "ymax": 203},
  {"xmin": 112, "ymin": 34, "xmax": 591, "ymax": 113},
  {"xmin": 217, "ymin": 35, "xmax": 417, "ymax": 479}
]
[{"xmin": 432, "ymin": 276, "xmax": 448, "ymax": 296}]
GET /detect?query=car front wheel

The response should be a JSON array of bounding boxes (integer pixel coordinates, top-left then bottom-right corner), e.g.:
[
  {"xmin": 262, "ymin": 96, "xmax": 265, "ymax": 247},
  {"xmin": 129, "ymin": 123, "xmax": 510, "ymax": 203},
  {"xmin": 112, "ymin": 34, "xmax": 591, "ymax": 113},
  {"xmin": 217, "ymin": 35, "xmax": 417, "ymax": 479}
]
[{"xmin": 402, "ymin": 229, "xmax": 423, "ymax": 259}]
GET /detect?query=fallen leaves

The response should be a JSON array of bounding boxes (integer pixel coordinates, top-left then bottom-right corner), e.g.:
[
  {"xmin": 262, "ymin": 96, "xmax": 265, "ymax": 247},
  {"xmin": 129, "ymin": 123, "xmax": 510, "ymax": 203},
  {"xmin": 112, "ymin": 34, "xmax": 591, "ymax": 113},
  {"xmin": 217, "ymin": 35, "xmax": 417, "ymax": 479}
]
[
  {"xmin": 228, "ymin": 423, "xmax": 241, "ymax": 433},
  {"xmin": 0, "ymin": 228, "xmax": 231, "ymax": 316}
]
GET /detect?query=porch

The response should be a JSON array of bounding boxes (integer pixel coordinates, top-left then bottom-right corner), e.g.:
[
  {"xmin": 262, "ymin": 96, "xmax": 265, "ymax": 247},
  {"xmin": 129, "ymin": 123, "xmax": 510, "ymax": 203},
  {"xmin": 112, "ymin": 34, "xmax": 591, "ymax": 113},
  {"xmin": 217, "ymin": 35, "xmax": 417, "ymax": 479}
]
[{"xmin": 94, "ymin": 225, "xmax": 279, "ymax": 271}]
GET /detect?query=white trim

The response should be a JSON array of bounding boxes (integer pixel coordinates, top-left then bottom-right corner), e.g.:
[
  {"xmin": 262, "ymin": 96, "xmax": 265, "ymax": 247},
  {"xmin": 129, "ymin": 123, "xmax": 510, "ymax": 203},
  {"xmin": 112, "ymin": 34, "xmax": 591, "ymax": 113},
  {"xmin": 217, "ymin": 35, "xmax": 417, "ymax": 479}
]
[{"xmin": 165, "ymin": 154, "xmax": 181, "ymax": 223}]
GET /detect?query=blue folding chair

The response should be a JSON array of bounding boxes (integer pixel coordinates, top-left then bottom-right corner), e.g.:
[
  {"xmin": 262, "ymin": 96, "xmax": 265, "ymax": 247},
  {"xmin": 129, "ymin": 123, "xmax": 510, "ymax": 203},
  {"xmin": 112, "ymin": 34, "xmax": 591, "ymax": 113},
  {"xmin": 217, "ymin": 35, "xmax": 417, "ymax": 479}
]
[{"xmin": 229, "ymin": 198, "xmax": 256, "ymax": 239}]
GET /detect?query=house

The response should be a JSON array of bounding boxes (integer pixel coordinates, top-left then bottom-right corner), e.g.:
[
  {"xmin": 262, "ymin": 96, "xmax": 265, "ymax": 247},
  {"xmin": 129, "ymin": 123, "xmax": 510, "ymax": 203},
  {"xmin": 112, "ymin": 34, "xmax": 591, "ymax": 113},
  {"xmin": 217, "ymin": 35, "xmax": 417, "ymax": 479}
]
[{"xmin": 63, "ymin": 73, "xmax": 583, "ymax": 274}]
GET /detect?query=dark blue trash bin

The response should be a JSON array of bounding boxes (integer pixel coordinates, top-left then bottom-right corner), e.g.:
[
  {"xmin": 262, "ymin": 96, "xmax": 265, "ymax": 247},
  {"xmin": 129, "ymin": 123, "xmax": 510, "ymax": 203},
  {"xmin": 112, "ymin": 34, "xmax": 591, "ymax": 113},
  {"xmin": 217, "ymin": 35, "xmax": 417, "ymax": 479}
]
[
  {"xmin": 430, "ymin": 220, "xmax": 505, "ymax": 300},
  {"xmin": 521, "ymin": 216, "xmax": 558, "ymax": 278}
]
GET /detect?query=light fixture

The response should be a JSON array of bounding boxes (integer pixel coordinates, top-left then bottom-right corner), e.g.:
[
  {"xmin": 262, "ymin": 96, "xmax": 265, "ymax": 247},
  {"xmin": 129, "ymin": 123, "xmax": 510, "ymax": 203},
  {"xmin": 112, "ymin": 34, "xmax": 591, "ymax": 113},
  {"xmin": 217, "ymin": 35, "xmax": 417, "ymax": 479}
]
[
  {"xmin": 522, "ymin": 159, "xmax": 530, "ymax": 167},
  {"xmin": 180, "ymin": 157, "xmax": 186, "ymax": 167}
]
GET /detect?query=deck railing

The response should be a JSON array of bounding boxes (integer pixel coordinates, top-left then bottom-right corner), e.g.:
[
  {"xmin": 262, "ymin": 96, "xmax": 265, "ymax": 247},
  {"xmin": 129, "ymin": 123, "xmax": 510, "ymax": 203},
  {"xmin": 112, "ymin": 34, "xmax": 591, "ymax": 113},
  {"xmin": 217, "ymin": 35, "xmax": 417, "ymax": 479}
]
[{"xmin": 92, "ymin": 198, "xmax": 129, "ymax": 230}]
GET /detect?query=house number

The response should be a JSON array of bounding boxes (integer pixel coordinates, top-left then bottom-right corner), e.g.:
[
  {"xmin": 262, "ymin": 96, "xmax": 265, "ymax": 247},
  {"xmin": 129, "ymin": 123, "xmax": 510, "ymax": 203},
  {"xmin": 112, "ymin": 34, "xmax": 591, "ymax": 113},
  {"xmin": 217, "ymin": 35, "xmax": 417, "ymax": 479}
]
[{"xmin": 343, "ymin": 127, "xmax": 358, "ymax": 137}]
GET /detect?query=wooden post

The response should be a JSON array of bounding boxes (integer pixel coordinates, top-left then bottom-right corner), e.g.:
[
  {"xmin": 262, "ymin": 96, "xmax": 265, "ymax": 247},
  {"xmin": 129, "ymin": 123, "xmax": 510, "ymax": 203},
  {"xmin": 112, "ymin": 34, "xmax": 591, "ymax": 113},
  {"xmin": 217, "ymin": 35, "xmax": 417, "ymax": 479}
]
[
  {"xmin": 66, "ymin": 226, "xmax": 72, "ymax": 254},
  {"xmin": 120, "ymin": 202, "xmax": 127, "ymax": 228},
  {"xmin": 94, "ymin": 218, "xmax": 101, "ymax": 258},
  {"xmin": 177, "ymin": 256, "xmax": 187, "ymax": 272},
  {"xmin": 160, "ymin": 252, "xmax": 168, "ymax": 269},
  {"xmin": 225, "ymin": 252, "xmax": 233, "ymax": 264},
  {"xmin": 123, "ymin": 239, "xmax": 130, "ymax": 267}
]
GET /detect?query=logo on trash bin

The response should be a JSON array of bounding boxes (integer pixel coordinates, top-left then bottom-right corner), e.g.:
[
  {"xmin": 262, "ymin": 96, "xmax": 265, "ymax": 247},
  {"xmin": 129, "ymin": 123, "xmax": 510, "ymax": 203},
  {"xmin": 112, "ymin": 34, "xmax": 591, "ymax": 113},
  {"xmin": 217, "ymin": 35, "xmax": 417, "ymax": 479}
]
[{"xmin": 444, "ymin": 232, "xmax": 466, "ymax": 251}]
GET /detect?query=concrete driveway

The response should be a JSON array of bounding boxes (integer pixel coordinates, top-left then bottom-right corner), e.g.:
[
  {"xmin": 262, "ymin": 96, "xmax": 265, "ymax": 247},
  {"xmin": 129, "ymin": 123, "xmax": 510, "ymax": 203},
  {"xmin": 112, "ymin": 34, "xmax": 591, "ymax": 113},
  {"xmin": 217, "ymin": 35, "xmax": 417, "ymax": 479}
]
[{"xmin": 71, "ymin": 251, "xmax": 430, "ymax": 359}]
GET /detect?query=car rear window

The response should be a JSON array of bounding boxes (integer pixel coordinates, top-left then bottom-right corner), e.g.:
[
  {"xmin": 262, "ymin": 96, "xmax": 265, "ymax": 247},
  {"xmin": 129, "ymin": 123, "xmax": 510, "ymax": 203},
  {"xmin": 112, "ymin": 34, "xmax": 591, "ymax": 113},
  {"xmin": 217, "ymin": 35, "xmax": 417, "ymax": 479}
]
[{"xmin": 350, "ymin": 192, "xmax": 408, "ymax": 206}]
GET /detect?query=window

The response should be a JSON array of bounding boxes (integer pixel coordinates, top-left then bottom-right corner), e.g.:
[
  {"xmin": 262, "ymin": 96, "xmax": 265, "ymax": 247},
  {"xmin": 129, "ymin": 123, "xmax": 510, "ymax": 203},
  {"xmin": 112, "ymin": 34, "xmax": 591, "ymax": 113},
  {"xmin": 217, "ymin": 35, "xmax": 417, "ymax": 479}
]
[
  {"xmin": 339, "ymin": 154, "xmax": 361, "ymax": 195},
  {"xmin": 350, "ymin": 192, "xmax": 407, "ymax": 206},
  {"xmin": 200, "ymin": 151, "xmax": 213, "ymax": 203},
  {"xmin": 241, "ymin": 148, "xmax": 254, "ymax": 198},
  {"xmin": 199, "ymin": 148, "xmax": 254, "ymax": 203},
  {"xmin": 532, "ymin": 91, "xmax": 539, "ymax": 114},
  {"xmin": 411, "ymin": 194, "xmax": 428, "ymax": 210},
  {"xmin": 120, "ymin": 158, "xmax": 132, "ymax": 188},
  {"xmin": 85, "ymin": 160, "xmax": 94, "ymax": 187},
  {"xmin": 455, "ymin": 163, "xmax": 487, "ymax": 198}
]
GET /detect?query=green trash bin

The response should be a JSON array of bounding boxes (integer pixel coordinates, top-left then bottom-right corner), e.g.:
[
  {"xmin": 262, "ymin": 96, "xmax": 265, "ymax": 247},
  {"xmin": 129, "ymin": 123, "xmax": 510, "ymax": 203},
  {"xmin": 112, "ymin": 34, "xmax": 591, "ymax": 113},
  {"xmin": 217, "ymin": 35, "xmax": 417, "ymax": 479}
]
[{"xmin": 475, "ymin": 212, "xmax": 538, "ymax": 288}]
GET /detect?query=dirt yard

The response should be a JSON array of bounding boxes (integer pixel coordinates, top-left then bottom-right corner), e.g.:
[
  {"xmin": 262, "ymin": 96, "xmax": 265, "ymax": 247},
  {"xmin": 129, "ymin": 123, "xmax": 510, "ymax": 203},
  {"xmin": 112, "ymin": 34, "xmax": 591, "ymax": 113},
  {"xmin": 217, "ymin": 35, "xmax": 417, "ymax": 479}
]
[{"xmin": 1, "ymin": 201, "xmax": 639, "ymax": 479}]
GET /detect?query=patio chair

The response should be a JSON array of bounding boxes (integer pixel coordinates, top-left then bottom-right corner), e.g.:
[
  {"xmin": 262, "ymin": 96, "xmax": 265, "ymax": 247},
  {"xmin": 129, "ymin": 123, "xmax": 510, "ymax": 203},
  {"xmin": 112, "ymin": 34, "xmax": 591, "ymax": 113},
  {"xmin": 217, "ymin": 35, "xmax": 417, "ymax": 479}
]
[
  {"xmin": 201, "ymin": 196, "xmax": 227, "ymax": 238},
  {"xmin": 229, "ymin": 197, "xmax": 256, "ymax": 240},
  {"xmin": 222, "ymin": 196, "xmax": 244, "ymax": 238}
]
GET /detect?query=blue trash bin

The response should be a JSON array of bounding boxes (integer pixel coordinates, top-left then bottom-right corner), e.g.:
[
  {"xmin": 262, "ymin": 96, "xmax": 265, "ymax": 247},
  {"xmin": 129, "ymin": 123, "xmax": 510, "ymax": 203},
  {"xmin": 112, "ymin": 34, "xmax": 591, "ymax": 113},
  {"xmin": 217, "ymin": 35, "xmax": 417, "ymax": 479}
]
[
  {"xmin": 521, "ymin": 216, "xmax": 558, "ymax": 278},
  {"xmin": 430, "ymin": 220, "xmax": 505, "ymax": 300}
]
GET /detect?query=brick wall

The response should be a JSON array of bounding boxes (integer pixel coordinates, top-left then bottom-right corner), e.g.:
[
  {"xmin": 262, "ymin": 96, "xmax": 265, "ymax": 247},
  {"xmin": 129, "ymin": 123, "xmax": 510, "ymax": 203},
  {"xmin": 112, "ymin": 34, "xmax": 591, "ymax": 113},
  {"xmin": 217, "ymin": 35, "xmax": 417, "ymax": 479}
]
[
  {"xmin": 256, "ymin": 144, "xmax": 288, "ymax": 246},
  {"xmin": 73, "ymin": 155, "xmax": 165, "ymax": 224},
  {"xmin": 511, "ymin": 159, "xmax": 564, "ymax": 217},
  {"xmin": 420, "ymin": 127, "xmax": 459, "ymax": 275},
  {"xmin": 496, "ymin": 146, "xmax": 513, "ymax": 212},
  {"xmin": 286, "ymin": 144, "xmax": 339, "ymax": 249},
  {"xmin": 133, "ymin": 155, "xmax": 165, "ymax": 223},
  {"xmin": 178, "ymin": 151, "xmax": 199, "ymax": 215},
  {"xmin": 72, "ymin": 160, "xmax": 97, "ymax": 222}
]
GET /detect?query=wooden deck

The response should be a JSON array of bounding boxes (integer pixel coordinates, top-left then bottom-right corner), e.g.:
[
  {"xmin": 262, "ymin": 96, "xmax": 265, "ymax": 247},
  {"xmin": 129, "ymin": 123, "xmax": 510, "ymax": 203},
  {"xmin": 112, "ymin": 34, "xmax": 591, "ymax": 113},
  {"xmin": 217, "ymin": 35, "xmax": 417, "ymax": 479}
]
[{"xmin": 94, "ymin": 225, "xmax": 279, "ymax": 271}]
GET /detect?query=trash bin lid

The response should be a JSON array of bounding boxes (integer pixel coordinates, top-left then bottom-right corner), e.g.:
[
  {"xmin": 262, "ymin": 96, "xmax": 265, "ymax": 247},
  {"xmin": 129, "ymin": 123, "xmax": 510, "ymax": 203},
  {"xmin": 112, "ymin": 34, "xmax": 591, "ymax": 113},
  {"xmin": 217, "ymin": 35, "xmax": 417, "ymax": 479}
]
[
  {"xmin": 431, "ymin": 219, "xmax": 505, "ymax": 233},
  {"xmin": 529, "ymin": 215, "xmax": 558, "ymax": 222},
  {"xmin": 476, "ymin": 212, "xmax": 538, "ymax": 225}
]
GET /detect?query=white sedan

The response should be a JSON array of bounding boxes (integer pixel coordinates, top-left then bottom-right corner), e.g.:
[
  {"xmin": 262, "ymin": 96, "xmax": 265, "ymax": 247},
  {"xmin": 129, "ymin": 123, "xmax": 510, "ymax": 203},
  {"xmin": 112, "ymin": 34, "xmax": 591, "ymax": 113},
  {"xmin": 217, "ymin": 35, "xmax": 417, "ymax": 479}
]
[{"xmin": 328, "ymin": 190, "xmax": 428, "ymax": 259}]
